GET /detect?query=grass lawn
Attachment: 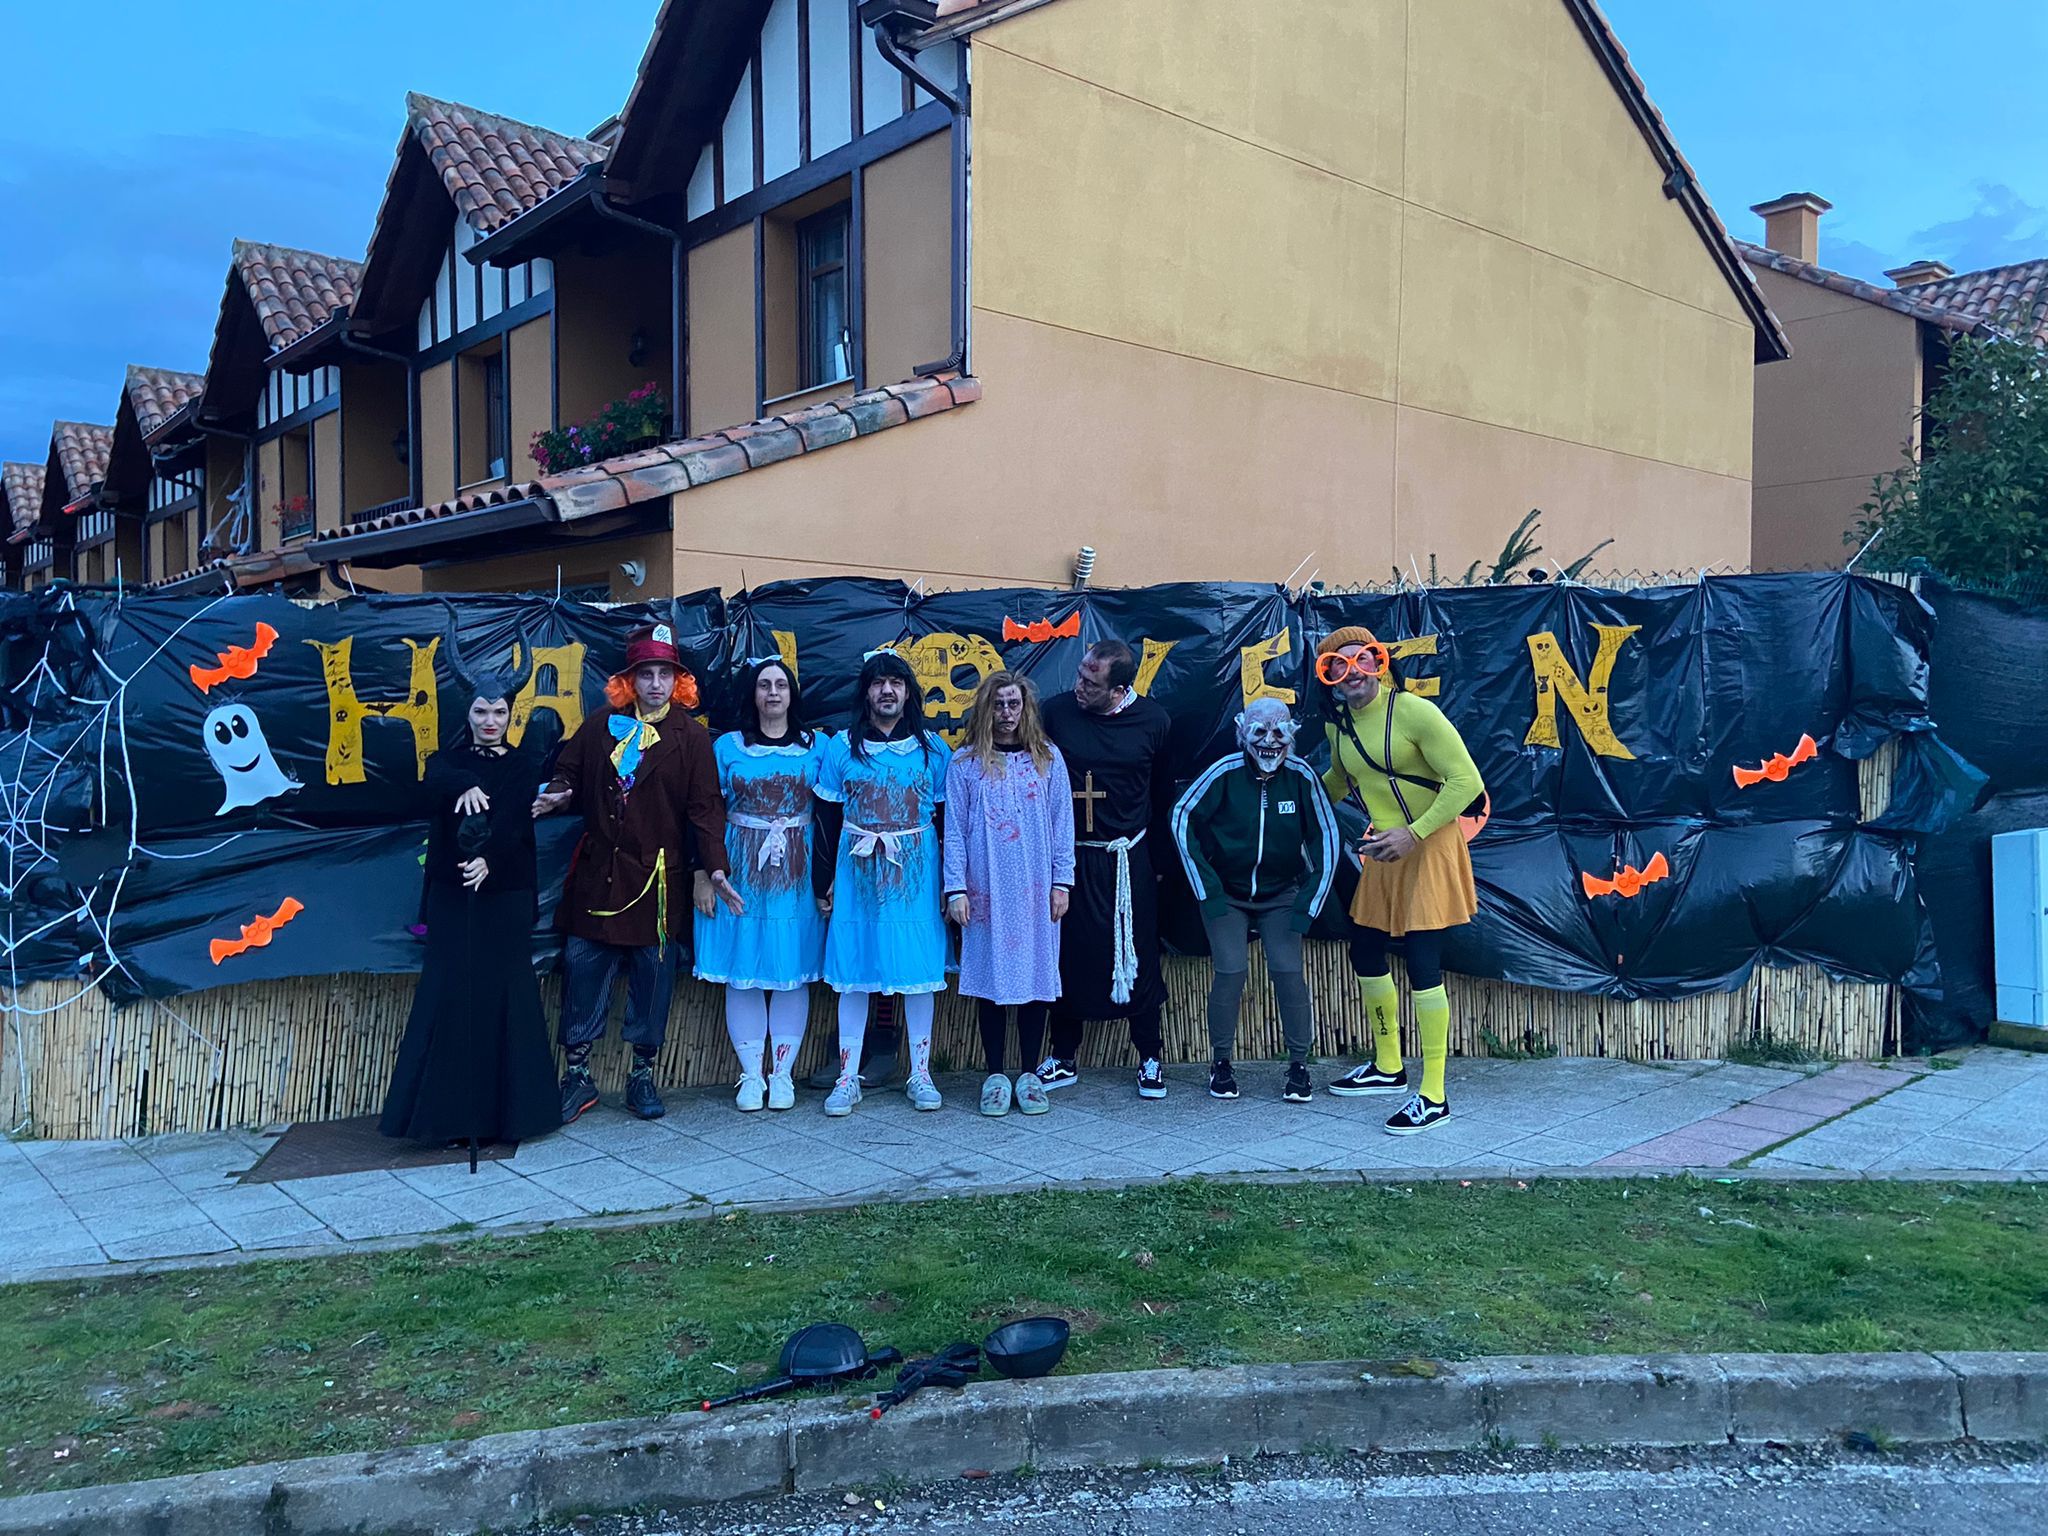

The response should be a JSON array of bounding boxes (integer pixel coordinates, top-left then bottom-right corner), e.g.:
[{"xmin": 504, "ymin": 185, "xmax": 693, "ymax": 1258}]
[{"xmin": 4, "ymin": 1176, "xmax": 2045, "ymax": 1495}]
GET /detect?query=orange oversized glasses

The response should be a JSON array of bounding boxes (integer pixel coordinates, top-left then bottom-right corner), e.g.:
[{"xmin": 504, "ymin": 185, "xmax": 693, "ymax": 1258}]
[{"xmin": 1315, "ymin": 644, "xmax": 1389, "ymax": 685}]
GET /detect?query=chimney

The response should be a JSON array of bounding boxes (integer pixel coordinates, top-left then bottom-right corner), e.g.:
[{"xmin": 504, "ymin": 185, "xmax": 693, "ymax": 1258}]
[
  {"xmin": 1885, "ymin": 259, "xmax": 1955, "ymax": 289},
  {"xmin": 1749, "ymin": 192, "xmax": 1832, "ymax": 264}
]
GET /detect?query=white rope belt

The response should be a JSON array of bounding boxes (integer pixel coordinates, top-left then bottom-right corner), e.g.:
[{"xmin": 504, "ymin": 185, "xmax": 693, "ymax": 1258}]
[
  {"xmin": 728, "ymin": 810, "xmax": 811, "ymax": 871},
  {"xmin": 845, "ymin": 819, "xmax": 930, "ymax": 867},
  {"xmin": 1077, "ymin": 827, "xmax": 1146, "ymax": 1005}
]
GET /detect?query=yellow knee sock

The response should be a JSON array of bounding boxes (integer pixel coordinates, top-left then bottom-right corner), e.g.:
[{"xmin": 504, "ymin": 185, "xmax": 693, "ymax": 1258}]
[
  {"xmin": 1414, "ymin": 984, "xmax": 1450, "ymax": 1103},
  {"xmin": 1359, "ymin": 974, "xmax": 1402, "ymax": 1075}
]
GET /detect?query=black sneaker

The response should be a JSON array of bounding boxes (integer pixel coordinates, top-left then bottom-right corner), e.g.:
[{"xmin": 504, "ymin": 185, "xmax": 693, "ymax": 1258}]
[
  {"xmin": 1035, "ymin": 1056, "xmax": 1079, "ymax": 1091},
  {"xmin": 1384, "ymin": 1092, "xmax": 1449, "ymax": 1136},
  {"xmin": 559, "ymin": 1067, "xmax": 599, "ymax": 1125},
  {"xmin": 1329, "ymin": 1063, "xmax": 1408, "ymax": 1097},
  {"xmin": 1136, "ymin": 1058, "xmax": 1167, "ymax": 1100},
  {"xmin": 625, "ymin": 1065, "xmax": 667, "ymax": 1120},
  {"xmin": 1208, "ymin": 1059, "xmax": 1240, "ymax": 1100},
  {"xmin": 1283, "ymin": 1063, "xmax": 1313, "ymax": 1103}
]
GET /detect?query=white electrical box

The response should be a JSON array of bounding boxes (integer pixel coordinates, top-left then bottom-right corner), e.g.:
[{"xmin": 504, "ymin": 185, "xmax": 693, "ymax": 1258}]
[{"xmin": 1993, "ymin": 829, "xmax": 2048, "ymax": 1029}]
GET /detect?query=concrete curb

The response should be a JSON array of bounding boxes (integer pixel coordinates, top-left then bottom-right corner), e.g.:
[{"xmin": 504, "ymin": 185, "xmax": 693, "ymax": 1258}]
[
  {"xmin": 4, "ymin": 1351, "xmax": 2043, "ymax": 1535},
  {"xmin": 9, "ymin": 1163, "xmax": 2046, "ymax": 1289}
]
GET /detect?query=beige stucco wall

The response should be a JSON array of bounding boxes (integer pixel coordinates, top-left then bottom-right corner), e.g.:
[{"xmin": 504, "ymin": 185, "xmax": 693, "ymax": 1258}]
[
  {"xmin": 670, "ymin": 0, "xmax": 1757, "ymax": 588},
  {"xmin": 253, "ymin": 437, "xmax": 283, "ymax": 552},
  {"xmin": 1749, "ymin": 264, "xmax": 1922, "ymax": 571},
  {"xmin": 417, "ymin": 528, "xmax": 657, "ymax": 598},
  {"xmin": 509, "ymin": 318, "xmax": 552, "ymax": 484},
  {"xmin": 418, "ymin": 361, "xmax": 456, "ymax": 506},
  {"xmin": 688, "ymin": 228, "xmax": 756, "ymax": 435},
  {"xmin": 864, "ymin": 131, "xmax": 954, "ymax": 388},
  {"xmin": 313, "ymin": 412, "xmax": 342, "ymax": 535},
  {"xmin": 338, "ymin": 361, "xmax": 410, "ymax": 518},
  {"xmin": 555, "ymin": 244, "xmax": 672, "ymax": 428}
]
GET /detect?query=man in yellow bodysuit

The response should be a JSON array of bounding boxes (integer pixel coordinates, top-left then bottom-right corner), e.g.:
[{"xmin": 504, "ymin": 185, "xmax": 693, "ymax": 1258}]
[{"xmin": 1315, "ymin": 626, "xmax": 1484, "ymax": 1134}]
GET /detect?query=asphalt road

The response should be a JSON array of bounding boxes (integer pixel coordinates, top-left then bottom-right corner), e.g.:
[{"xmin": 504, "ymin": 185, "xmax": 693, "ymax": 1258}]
[{"xmin": 545, "ymin": 1445, "xmax": 2048, "ymax": 1536}]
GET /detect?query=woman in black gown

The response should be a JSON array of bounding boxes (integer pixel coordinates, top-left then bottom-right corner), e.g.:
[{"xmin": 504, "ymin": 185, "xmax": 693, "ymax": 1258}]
[{"xmin": 379, "ymin": 635, "xmax": 560, "ymax": 1167}]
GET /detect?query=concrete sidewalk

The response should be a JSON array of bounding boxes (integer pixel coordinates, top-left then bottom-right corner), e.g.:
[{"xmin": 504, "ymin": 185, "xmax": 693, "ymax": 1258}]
[{"xmin": 5, "ymin": 1047, "xmax": 2045, "ymax": 1283}]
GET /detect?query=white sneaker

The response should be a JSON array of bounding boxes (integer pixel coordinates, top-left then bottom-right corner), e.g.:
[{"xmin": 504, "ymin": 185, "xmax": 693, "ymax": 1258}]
[
  {"xmin": 767, "ymin": 1070, "xmax": 796, "ymax": 1111},
  {"xmin": 736, "ymin": 1073, "xmax": 767, "ymax": 1113},
  {"xmin": 906, "ymin": 1073, "xmax": 943, "ymax": 1112},
  {"xmin": 980, "ymin": 1073, "xmax": 1012, "ymax": 1117},
  {"xmin": 825, "ymin": 1074, "xmax": 862, "ymax": 1117},
  {"xmin": 1015, "ymin": 1072, "xmax": 1051, "ymax": 1115}
]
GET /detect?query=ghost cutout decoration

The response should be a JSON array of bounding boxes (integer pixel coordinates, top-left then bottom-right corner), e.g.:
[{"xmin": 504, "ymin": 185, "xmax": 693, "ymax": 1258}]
[{"xmin": 202, "ymin": 703, "xmax": 299, "ymax": 816}]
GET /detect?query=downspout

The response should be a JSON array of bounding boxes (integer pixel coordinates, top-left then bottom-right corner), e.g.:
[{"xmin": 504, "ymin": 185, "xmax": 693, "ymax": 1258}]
[
  {"xmin": 586, "ymin": 191, "xmax": 688, "ymax": 441},
  {"xmin": 863, "ymin": 4, "xmax": 969, "ymax": 375},
  {"xmin": 335, "ymin": 329, "xmax": 419, "ymax": 511}
]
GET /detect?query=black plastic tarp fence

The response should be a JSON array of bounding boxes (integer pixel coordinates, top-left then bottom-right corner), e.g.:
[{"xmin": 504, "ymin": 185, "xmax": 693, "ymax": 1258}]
[{"xmin": 0, "ymin": 573, "xmax": 1988, "ymax": 1047}]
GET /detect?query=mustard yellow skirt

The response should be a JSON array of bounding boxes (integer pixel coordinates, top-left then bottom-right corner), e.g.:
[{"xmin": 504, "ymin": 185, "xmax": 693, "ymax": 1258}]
[{"xmin": 1349, "ymin": 823, "xmax": 1478, "ymax": 936}]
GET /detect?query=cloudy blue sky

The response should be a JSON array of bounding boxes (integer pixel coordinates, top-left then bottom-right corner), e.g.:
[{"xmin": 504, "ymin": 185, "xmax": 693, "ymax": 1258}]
[{"xmin": 2, "ymin": 0, "xmax": 2045, "ymax": 458}]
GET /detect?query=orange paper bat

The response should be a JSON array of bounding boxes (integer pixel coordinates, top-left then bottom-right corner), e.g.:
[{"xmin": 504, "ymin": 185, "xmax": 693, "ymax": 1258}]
[
  {"xmin": 1001, "ymin": 613, "xmax": 1081, "ymax": 643},
  {"xmin": 1732, "ymin": 733, "xmax": 1820, "ymax": 789},
  {"xmin": 1581, "ymin": 852, "xmax": 1671, "ymax": 900},
  {"xmin": 189, "ymin": 623, "xmax": 280, "ymax": 693},
  {"xmin": 208, "ymin": 897, "xmax": 305, "ymax": 965}
]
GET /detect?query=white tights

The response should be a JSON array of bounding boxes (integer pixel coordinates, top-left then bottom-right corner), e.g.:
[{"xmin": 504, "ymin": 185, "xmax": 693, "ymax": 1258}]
[
  {"xmin": 836, "ymin": 990, "xmax": 935, "ymax": 1083},
  {"xmin": 724, "ymin": 985, "xmax": 810, "ymax": 1081}
]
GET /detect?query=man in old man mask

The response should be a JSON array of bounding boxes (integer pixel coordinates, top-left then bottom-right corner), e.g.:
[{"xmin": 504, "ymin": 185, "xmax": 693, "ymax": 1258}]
[{"xmin": 1169, "ymin": 697, "xmax": 1339, "ymax": 1104}]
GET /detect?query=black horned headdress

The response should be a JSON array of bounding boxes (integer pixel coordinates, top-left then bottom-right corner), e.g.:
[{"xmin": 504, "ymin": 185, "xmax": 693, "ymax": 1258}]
[{"xmin": 442, "ymin": 608, "xmax": 537, "ymax": 707}]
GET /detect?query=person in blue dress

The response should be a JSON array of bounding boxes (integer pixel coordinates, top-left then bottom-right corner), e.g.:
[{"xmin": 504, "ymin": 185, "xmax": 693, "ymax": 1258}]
[
  {"xmin": 693, "ymin": 657, "xmax": 827, "ymax": 1113},
  {"xmin": 812, "ymin": 649, "xmax": 952, "ymax": 1116}
]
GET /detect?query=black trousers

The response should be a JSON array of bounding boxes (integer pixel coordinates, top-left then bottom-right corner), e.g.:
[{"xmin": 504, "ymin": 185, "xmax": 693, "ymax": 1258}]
[
  {"xmin": 1047, "ymin": 1003, "xmax": 1165, "ymax": 1066},
  {"xmin": 977, "ymin": 999, "xmax": 1050, "ymax": 1075}
]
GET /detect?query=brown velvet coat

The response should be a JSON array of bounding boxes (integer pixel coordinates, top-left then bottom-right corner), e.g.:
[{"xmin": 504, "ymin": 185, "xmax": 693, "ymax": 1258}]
[{"xmin": 551, "ymin": 706, "xmax": 728, "ymax": 949}]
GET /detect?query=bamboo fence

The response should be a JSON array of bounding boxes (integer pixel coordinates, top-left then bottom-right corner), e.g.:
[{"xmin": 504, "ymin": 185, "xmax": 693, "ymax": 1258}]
[{"xmin": 1, "ymin": 743, "xmax": 1906, "ymax": 1140}]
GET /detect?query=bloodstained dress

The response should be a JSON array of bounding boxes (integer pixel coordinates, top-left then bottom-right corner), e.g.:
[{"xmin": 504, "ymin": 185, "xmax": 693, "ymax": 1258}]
[
  {"xmin": 942, "ymin": 743, "xmax": 1076, "ymax": 1004},
  {"xmin": 692, "ymin": 732, "xmax": 829, "ymax": 990},
  {"xmin": 816, "ymin": 732, "xmax": 953, "ymax": 995},
  {"xmin": 1039, "ymin": 691, "xmax": 1176, "ymax": 1019}
]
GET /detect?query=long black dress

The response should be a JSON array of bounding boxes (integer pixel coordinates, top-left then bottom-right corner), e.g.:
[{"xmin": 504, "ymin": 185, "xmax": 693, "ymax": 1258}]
[{"xmin": 379, "ymin": 741, "xmax": 560, "ymax": 1146}]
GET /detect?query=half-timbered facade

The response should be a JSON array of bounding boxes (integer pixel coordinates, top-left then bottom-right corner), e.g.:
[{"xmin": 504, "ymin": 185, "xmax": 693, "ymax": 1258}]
[
  {"xmin": 454, "ymin": 0, "xmax": 1785, "ymax": 591},
  {"xmin": 1, "ymin": 462, "xmax": 49, "ymax": 591},
  {"xmin": 296, "ymin": 97, "xmax": 625, "ymax": 594},
  {"xmin": 100, "ymin": 366, "xmax": 207, "ymax": 583},
  {"xmin": 40, "ymin": 423, "xmax": 114, "ymax": 584},
  {"xmin": 157, "ymin": 242, "xmax": 362, "ymax": 592}
]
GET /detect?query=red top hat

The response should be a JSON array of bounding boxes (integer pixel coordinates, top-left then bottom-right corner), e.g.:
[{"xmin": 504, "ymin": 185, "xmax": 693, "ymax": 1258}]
[{"xmin": 624, "ymin": 624, "xmax": 684, "ymax": 673}]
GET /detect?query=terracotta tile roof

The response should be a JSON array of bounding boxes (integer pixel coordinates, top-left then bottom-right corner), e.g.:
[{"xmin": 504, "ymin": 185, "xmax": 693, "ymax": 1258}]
[
  {"xmin": 3, "ymin": 461, "xmax": 45, "ymax": 535},
  {"xmin": 231, "ymin": 241, "xmax": 362, "ymax": 351},
  {"xmin": 314, "ymin": 374, "xmax": 979, "ymax": 546},
  {"xmin": 324, "ymin": 478, "xmax": 547, "ymax": 540},
  {"xmin": 1897, "ymin": 259, "xmax": 2048, "ymax": 347},
  {"xmin": 124, "ymin": 365, "xmax": 205, "ymax": 438},
  {"xmin": 406, "ymin": 93, "xmax": 607, "ymax": 235},
  {"xmin": 1737, "ymin": 242, "xmax": 1982, "ymax": 334},
  {"xmin": 51, "ymin": 422, "xmax": 113, "ymax": 505},
  {"xmin": 540, "ymin": 374, "xmax": 980, "ymax": 521}
]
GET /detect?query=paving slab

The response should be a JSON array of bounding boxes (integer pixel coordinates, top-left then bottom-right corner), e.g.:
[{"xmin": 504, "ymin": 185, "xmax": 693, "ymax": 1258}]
[{"xmin": 8, "ymin": 1047, "xmax": 2046, "ymax": 1280}]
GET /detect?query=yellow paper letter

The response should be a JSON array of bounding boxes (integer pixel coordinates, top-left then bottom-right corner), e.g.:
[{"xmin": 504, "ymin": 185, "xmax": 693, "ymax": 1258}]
[{"xmin": 1524, "ymin": 624, "xmax": 1639, "ymax": 759}]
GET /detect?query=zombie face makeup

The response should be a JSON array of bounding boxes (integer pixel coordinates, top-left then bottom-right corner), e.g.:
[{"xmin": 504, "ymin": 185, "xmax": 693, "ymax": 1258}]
[
  {"xmin": 990, "ymin": 684, "xmax": 1025, "ymax": 742},
  {"xmin": 1236, "ymin": 697, "xmax": 1298, "ymax": 776}
]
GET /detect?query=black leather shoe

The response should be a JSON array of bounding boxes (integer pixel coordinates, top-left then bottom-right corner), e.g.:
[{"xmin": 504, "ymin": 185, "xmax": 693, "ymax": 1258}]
[
  {"xmin": 625, "ymin": 1065, "xmax": 667, "ymax": 1120},
  {"xmin": 560, "ymin": 1068, "xmax": 599, "ymax": 1125}
]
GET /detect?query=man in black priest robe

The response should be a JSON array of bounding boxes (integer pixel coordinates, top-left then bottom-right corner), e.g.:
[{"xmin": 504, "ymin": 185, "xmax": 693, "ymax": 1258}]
[{"xmin": 1038, "ymin": 638, "xmax": 1176, "ymax": 1099}]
